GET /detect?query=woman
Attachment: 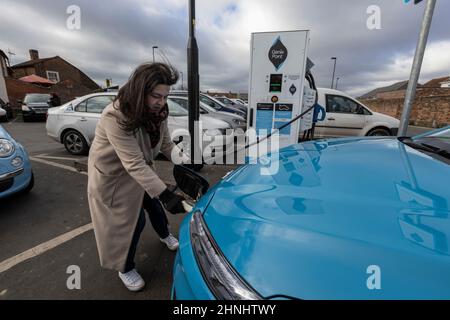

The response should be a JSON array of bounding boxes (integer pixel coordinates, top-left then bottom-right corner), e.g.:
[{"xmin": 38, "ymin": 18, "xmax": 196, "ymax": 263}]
[{"xmin": 87, "ymin": 63, "xmax": 188, "ymax": 292}]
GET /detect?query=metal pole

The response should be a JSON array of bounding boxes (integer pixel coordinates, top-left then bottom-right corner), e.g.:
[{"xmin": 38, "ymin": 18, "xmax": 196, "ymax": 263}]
[
  {"xmin": 399, "ymin": 0, "xmax": 437, "ymax": 136},
  {"xmin": 152, "ymin": 46, "xmax": 158, "ymax": 63},
  {"xmin": 331, "ymin": 57, "xmax": 337, "ymax": 89},
  {"xmin": 188, "ymin": 0, "xmax": 200, "ymax": 164}
]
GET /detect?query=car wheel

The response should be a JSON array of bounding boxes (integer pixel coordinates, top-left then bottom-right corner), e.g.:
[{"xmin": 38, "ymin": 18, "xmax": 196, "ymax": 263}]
[
  {"xmin": 63, "ymin": 130, "xmax": 89, "ymax": 155},
  {"xmin": 23, "ymin": 172, "xmax": 34, "ymax": 193},
  {"xmin": 367, "ymin": 128, "xmax": 391, "ymax": 136}
]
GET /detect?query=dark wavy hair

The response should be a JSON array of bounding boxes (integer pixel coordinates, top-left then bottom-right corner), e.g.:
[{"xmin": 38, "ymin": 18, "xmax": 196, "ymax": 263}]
[{"xmin": 115, "ymin": 62, "xmax": 179, "ymax": 133}]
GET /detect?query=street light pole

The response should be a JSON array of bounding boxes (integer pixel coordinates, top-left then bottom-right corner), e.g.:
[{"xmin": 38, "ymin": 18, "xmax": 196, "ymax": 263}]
[
  {"xmin": 152, "ymin": 46, "xmax": 158, "ymax": 63},
  {"xmin": 336, "ymin": 77, "xmax": 340, "ymax": 90},
  {"xmin": 399, "ymin": 0, "xmax": 437, "ymax": 136},
  {"xmin": 187, "ymin": 0, "xmax": 200, "ymax": 164},
  {"xmin": 331, "ymin": 57, "xmax": 337, "ymax": 89}
]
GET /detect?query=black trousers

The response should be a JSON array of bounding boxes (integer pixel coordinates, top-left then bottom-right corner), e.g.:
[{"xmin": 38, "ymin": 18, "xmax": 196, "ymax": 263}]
[{"xmin": 124, "ymin": 194, "xmax": 170, "ymax": 273}]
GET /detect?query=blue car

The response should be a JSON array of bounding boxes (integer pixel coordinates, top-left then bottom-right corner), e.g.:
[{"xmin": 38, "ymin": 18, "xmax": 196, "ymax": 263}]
[
  {"xmin": 0, "ymin": 125, "xmax": 34, "ymax": 199},
  {"xmin": 172, "ymin": 126, "xmax": 450, "ymax": 299}
]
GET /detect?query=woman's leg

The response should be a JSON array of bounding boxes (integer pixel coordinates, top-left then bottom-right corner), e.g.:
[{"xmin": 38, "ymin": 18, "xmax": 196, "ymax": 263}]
[
  {"xmin": 143, "ymin": 192, "xmax": 170, "ymax": 239},
  {"xmin": 123, "ymin": 209, "xmax": 146, "ymax": 273}
]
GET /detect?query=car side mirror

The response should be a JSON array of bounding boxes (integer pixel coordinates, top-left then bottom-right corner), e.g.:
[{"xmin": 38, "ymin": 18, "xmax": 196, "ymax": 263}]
[{"xmin": 173, "ymin": 164, "xmax": 209, "ymax": 200}]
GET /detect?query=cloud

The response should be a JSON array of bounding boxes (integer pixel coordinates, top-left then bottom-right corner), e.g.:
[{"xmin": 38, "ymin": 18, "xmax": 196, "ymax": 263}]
[{"xmin": 0, "ymin": 0, "xmax": 449, "ymax": 97}]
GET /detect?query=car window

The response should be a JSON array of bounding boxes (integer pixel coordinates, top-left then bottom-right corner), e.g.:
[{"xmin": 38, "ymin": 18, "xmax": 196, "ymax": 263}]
[
  {"xmin": 167, "ymin": 99, "xmax": 188, "ymax": 116},
  {"xmin": 75, "ymin": 100, "xmax": 87, "ymax": 112},
  {"xmin": 199, "ymin": 95, "xmax": 221, "ymax": 110},
  {"xmin": 86, "ymin": 96, "xmax": 115, "ymax": 113},
  {"xmin": 24, "ymin": 94, "xmax": 51, "ymax": 103},
  {"xmin": 169, "ymin": 98, "xmax": 189, "ymax": 109},
  {"xmin": 326, "ymin": 95, "xmax": 361, "ymax": 114}
]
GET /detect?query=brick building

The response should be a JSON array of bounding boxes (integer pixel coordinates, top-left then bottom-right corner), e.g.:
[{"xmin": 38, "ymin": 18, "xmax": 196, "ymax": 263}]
[{"xmin": 6, "ymin": 49, "xmax": 100, "ymax": 109}]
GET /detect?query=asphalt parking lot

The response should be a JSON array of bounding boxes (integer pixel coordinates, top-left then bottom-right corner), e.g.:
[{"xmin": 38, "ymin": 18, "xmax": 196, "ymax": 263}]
[
  {"xmin": 0, "ymin": 120, "xmax": 239, "ymax": 300},
  {"xmin": 0, "ymin": 120, "xmax": 431, "ymax": 300}
]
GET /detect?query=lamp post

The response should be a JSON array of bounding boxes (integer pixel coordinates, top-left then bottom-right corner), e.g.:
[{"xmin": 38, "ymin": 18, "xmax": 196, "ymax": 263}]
[
  {"xmin": 152, "ymin": 46, "xmax": 158, "ymax": 63},
  {"xmin": 331, "ymin": 57, "xmax": 337, "ymax": 89},
  {"xmin": 336, "ymin": 77, "xmax": 340, "ymax": 90}
]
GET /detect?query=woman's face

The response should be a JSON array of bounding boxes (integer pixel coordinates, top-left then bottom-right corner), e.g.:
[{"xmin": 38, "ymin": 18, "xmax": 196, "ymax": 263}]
[{"xmin": 147, "ymin": 84, "xmax": 170, "ymax": 111}]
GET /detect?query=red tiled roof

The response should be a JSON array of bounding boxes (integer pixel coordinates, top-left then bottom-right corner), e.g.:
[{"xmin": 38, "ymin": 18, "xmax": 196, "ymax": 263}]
[{"xmin": 19, "ymin": 74, "xmax": 55, "ymax": 85}]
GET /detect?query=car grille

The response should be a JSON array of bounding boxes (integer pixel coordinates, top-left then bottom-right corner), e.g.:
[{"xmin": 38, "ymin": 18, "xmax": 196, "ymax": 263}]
[{"xmin": 0, "ymin": 177, "xmax": 14, "ymax": 193}]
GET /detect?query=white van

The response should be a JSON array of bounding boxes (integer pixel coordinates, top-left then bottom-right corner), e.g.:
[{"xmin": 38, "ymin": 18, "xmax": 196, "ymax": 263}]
[{"xmin": 314, "ymin": 88, "xmax": 399, "ymax": 137}]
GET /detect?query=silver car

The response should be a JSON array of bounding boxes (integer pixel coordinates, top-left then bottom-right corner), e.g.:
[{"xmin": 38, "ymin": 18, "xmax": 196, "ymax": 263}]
[{"xmin": 46, "ymin": 92, "xmax": 234, "ymax": 157}]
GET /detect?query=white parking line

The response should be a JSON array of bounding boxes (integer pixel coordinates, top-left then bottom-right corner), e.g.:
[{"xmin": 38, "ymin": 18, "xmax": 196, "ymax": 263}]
[
  {"xmin": 0, "ymin": 223, "xmax": 93, "ymax": 273},
  {"xmin": 30, "ymin": 156, "xmax": 87, "ymax": 175},
  {"xmin": 34, "ymin": 154, "xmax": 87, "ymax": 162}
]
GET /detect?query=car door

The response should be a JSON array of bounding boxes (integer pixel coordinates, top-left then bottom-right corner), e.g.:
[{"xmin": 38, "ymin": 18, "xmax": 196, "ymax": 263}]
[
  {"xmin": 318, "ymin": 94, "xmax": 366, "ymax": 137},
  {"xmin": 76, "ymin": 95, "xmax": 115, "ymax": 143}
]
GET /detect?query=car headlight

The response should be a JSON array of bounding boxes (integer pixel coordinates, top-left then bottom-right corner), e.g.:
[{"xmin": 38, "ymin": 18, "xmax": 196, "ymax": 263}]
[
  {"xmin": 22, "ymin": 105, "xmax": 30, "ymax": 111},
  {"xmin": 190, "ymin": 211, "xmax": 262, "ymax": 300},
  {"xmin": 0, "ymin": 139, "xmax": 15, "ymax": 158}
]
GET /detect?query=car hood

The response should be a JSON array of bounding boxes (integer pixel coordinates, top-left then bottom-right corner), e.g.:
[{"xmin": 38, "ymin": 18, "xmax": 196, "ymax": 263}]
[{"xmin": 203, "ymin": 137, "xmax": 450, "ymax": 299}]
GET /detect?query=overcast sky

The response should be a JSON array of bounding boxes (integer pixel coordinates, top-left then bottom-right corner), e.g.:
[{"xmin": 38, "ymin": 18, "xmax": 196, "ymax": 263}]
[{"xmin": 1, "ymin": 0, "xmax": 449, "ymax": 97}]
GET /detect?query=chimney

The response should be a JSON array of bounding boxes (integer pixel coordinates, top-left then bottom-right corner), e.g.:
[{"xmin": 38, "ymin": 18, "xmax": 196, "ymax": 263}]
[{"xmin": 29, "ymin": 49, "xmax": 39, "ymax": 60}]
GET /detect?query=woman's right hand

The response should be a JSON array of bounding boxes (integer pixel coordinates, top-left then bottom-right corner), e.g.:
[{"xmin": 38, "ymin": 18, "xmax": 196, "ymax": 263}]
[{"xmin": 158, "ymin": 187, "xmax": 187, "ymax": 214}]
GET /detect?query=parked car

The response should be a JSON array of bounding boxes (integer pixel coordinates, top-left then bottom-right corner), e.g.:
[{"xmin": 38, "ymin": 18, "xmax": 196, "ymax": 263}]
[
  {"xmin": 172, "ymin": 126, "xmax": 450, "ymax": 299},
  {"xmin": 0, "ymin": 106, "xmax": 7, "ymax": 122},
  {"xmin": 19, "ymin": 93, "xmax": 52, "ymax": 122},
  {"xmin": 0, "ymin": 98, "xmax": 13, "ymax": 121},
  {"xmin": 314, "ymin": 88, "xmax": 399, "ymax": 137},
  {"xmin": 213, "ymin": 96, "xmax": 248, "ymax": 114},
  {"xmin": 0, "ymin": 125, "xmax": 34, "ymax": 199},
  {"xmin": 170, "ymin": 91, "xmax": 247, "ymax": 119},
  {"xmin": 46, "ymin": 92, "xmax": 235, "ymax": 159},
  {"xmin": 167, "ymin": 96, "xmax": 247, "ymax": 132},
  {"xmin": 231, "ymin": 98, "xmax": 248, "ymax": 106}
]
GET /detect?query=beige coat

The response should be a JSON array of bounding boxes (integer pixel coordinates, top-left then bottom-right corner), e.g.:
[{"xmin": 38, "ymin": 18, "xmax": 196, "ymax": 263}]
[{"xmin": 87, "ymin": 102, "xmax": 179, "ymax": 272}]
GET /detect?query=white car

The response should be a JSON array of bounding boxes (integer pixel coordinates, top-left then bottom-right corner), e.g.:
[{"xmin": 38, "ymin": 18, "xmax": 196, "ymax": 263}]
[
  {"xmin": 0, "ymin": 106, "xmax": 7, "ymax": 122},
  {"xmin": 314, "ymin": 88, "xmax": 399, "ymax": 137},
  {"xmin": 46, "ymin": 92, "xmax": 234, "ymax": 159}
]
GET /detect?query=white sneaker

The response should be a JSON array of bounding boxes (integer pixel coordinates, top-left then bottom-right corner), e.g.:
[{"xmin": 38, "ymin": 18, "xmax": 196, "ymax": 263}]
[
  {"xmin": 160, "ymin": 234, "xmax": 179, "ymax": 251},
  {"xmin": 118, "ymin": 269, "xmax": 145, "ymax": 292}
]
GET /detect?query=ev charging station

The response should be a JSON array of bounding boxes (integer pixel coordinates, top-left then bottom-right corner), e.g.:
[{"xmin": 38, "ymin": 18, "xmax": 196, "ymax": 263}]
[{"xmin": 248, "ymin": 30, "xmax": 315, "ymax": 149}]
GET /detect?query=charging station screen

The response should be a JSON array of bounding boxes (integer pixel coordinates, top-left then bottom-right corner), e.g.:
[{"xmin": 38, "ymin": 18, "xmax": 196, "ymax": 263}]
[{"xmin": 269, "ymin": 74, "xmax": 283, "ymax": 92}]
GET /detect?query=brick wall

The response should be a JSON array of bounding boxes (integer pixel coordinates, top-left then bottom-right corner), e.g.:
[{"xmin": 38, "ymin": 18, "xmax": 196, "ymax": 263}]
[
  {"xmin": 5, "ymin": 78, "xmax": 50, "ymax": 115},
  {"xmin": 361, "ymin": 93, "xmax": 450, "ymax": 128}
]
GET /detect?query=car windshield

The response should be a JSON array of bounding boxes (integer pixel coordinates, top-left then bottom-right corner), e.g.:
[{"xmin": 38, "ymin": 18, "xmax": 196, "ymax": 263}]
[
  {"xmin": 399, "ymin": 126, "xmax": 450, "ymax": 163},
  {"xmin": 24, "ymin": 94, "xmax": 51, "ymax": 103},
  {"xmin": 168, "ymin": 97, "xmax": 210, "ymax": 114}
]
